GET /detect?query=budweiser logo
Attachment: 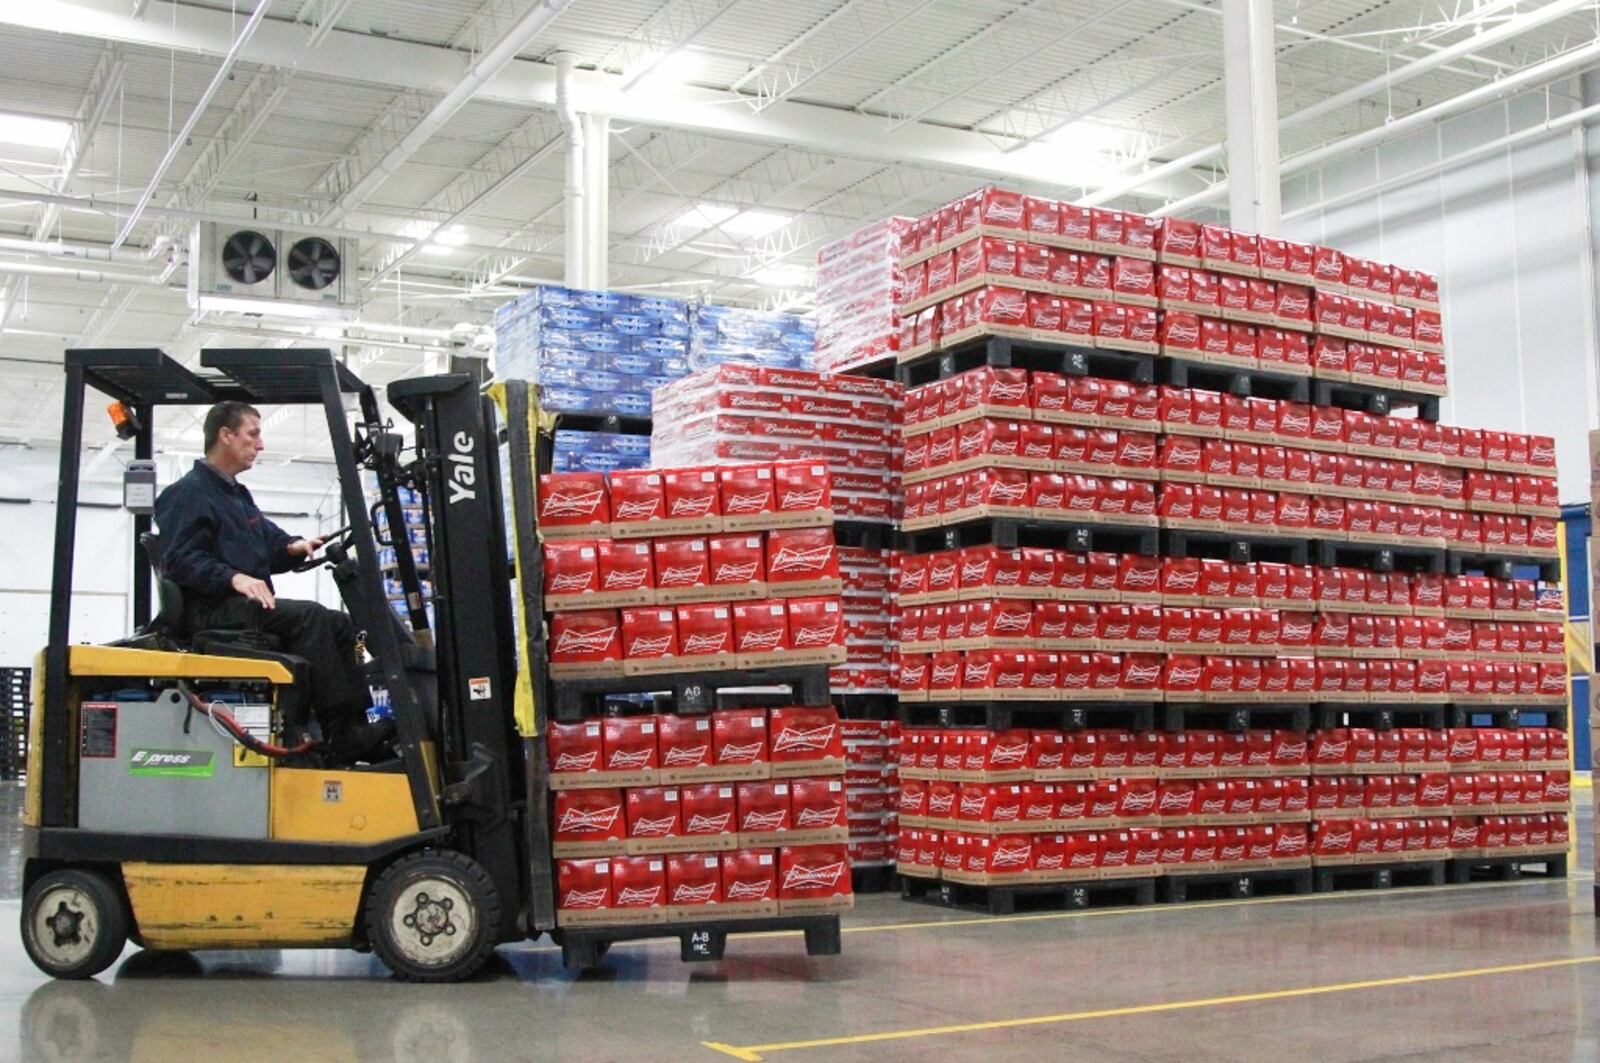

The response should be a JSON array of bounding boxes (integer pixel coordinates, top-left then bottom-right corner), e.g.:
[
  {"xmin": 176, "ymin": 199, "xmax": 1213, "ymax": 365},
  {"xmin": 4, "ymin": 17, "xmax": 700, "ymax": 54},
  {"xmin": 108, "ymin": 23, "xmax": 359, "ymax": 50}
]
[
  {"xmin": 990, "ymin": 743, "xmax": 1026, "ymax": 764},
  {"xmin": 991, "ymin": 844, "xmax": 1030, "ymax": 868},
  {"xmin": 1122, "ymin": 790, "xmax": 1156, "ymax": 812},
  {"xmin": 741, "ymin": 809, "xmax": 787, "ymax": 832},
  {"xmin": 672, "ymin": 882, "xmax": 718, "ymax": 904},
  {"xmin": 604, "ymin": 568, "xmax": 649, "ymax": 590},
  {"xmin": 682, "ymin": 632, "xmax": 729, "ymax": 654},
  {"xmin": 558, "ymin": 805, "xmax": 621, "ymax": 833},
  {"xmin": 931, "ymin": 664, "xmax": 959, "ymax": 685},
  {"xmin": 616, "ymin": 885, "xmax": 662, "ymax": 906},
  {"xmin": 1166, "ymin": 570, "xmax": 1199, "ymax": 590},
  {"xmin": 1126, "ymin": 663, "xmax": 1161, "ymax": 684},
  {"xmin": 793, "ymin": 622, "xmax": 840, "ymax": 647},
  {"xmin": 628, "ymin": 635, "xmax": 673, "ymax": 657},
  {"xmin": 715, "ymin": 561, "xmax": 759, "ymax": 583},
  {"xmin": 1167, "ymin": 665, "xmax": 1203, "ymax": 685},
  {"xmin": 1281, "ymin": 412, "xmax": 1310, "ymax": 433},
  {"xmin": 670, "ymin": 494, "xmax": 715, "ymax": 517},
  {"xmin": 989, "ymin": 381, "xmax": 1027, "ymax": 401},
  {"xmin": 1124, "ymin": 568, "xmax": 1157, "ymax": 588},
  {"xmin": 795, "ymin": 805, "xmax": 840, "ymax": 828},
  {"xmin": 993, "ymin": 481, "xmax": 1028, "ymax": 502},
  {"xmin": 552, "ymin": 750, "xmax": 598, "ymax": 772},
  {"xmin": 543, "ymin": 490, "xmax": 603, "ymax": 517},
  {"xmin": 554, "ymin": 626, "xmax": 618, "ymax": 655},
  {"xmin": 562, "ymin": 887, "xmax": 607, "ymax": 909},
  {"xmin": 781, "ymin": 488, "xmax": 824, "ymax": 510},
  {"xmin": 773, "ymin": 723, "xmax": 837, "ymax": 754},
  {"xmin": 725, "ymin": 491, "xmax": 770, "ymax": 514},
  {"xmin": 720, "ymin": 740, "xmax": 763, "ymax": 763},
  {"xmin": 630, "ymin": 815, "xmax": 675, "ymax": 838},
  {"xmin": 1167, "ymin": 322, "xmax": 1199, "ymax": 344},
  {"xmin": 1159, "ymin": 791, "xmax": 1191, "ymax": 811},
  {"xmin": 659, "ymin": 564, "xmax": 705, "ymax": 587},
  {"xmin": 783, "ymin": 860, "xmax": 846, "ymax": 891},
  {"xmin": 1121, "ymin": 442, "xmax": 1156, "ymax": 464},
  {"xmin": 738, "ymin": 628, "xmax": 785, "ymax": 653},
  {"xmin": 994, "ymin": 612, "xmax": 1031, "ymax": 633},
  {"xmin": 773, "ymin": 546, "xmax": 833, "ymax": 574},
  {"xmin": 663, "ymin": 744, "xmax": 709, "ymax": 767},
  {"xmin": 927, "ymin": 792, "xmax": 955, "ymax": 814},
  {"xmin": 959, "ymin": 794, "xmax": 986, "ymax": 817},
  {"xmin": 614, "ymin": 498, "xmax": 660, "ymax": 521},
  {"xmin": 725, "ymin": 879, "xmax": 772, "ymax": 902},
  {"xmin": 549, "ymin": 572, "xmax": 593, "ymax": 594}
]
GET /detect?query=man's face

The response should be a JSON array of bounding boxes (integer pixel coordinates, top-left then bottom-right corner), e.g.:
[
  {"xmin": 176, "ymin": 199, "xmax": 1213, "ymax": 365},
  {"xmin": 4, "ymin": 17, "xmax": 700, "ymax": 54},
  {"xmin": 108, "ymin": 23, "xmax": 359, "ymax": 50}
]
[{"xmin": 218, "ymin": 413, "xmax": 265, "ymax": 473}]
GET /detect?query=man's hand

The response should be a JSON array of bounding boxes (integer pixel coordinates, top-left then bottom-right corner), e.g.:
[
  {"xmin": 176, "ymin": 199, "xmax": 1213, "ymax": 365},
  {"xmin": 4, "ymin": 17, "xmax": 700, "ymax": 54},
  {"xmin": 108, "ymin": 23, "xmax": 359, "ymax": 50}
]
[
  {"xmin": 287, "ymin": 537, "xmax": 325, "ymax": 560},
  {"xmin": 231, "ymin": 572, "xmax": 276, "ymax": 610}
]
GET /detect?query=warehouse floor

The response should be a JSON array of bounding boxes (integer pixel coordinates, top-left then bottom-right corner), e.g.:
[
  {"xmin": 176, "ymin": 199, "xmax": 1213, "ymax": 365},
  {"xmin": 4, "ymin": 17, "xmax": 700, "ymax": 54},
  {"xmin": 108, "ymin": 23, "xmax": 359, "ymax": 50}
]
[{"xmin": 2, "ymin": 782, "xmax": 1596, "ymax": 1062}]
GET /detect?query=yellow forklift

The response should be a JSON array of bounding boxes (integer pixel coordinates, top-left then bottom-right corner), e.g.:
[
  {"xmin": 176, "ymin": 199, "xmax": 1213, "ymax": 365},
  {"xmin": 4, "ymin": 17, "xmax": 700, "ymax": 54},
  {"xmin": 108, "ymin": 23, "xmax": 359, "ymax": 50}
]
[{"xmin": 19, "ymin": 347, "xmax": 550, "ymax": 982}]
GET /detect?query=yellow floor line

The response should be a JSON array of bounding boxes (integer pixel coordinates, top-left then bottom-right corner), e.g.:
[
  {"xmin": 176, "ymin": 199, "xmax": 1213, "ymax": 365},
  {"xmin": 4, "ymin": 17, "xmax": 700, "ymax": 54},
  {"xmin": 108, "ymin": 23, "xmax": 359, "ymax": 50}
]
[{"xmin": 702, "ymin": 954, "xmax": 1600, "ymax": 1060}]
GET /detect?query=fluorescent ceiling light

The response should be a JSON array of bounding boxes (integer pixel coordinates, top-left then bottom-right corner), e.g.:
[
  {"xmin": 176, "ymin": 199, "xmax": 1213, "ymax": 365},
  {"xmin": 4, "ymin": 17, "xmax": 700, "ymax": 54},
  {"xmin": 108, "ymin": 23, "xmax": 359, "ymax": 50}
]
[
  {"xmin": 433, "ymin": 225, "xmax": 469, "ymax": 246},
  {"xmin": 751, "ymin": 265, "xmax": 810, "ymax": 288},
  {"xmin": 399, "ymin": 219, "xmax": 468, "ymax": 252},
  {"xmin": 673, "ymin": 204, "xmax": 792, "ymax": 239},
  {"xmin": 0, "ymin": 113, "xmax": 72, "ymax": 151},
  {"xmin": 313, "ymin": 325, "xmax": 344, "ymax": 339}
]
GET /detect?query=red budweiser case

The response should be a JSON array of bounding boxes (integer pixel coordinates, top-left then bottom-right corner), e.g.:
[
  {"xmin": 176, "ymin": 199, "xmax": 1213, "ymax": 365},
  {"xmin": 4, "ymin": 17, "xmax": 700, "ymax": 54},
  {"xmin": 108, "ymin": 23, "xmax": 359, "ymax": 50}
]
[
  {"xmin": 789, "ymin": 777, "xmax": 848, "ymax": 843},
  {"xmin": 771, "ymin": 461, "xmax": 834, "ymax": 527},
  {"xmin": 548, "ymin": 720, "xmax": 606, "ymax": 787},
  {"xmin": 718, "ymin": 464, "xmax": 776, "ymax": 530},
  {"xmin": 552, "ymin": 787, "xmax": 626, "ymax": 857},
  {"xmin": 675, "ymin": 603, "xmax": 734, "ymax": 661},
  {"xmin": 538, "ymin": 472, "xmax": 610, "ymax": 538},
  {"xmin": 786, "ymin": 597, "xmax": 847, "ymax": 663},
  {"xmin": 707, "ymin": 533, "xmax": 767, "ymax": 599},
  {"xmin": 609, "ymin": 854, "xmax": 667, "ymax": 915},
  {"xmin": 652, "ymin": 537, "xmax": 710, "ymax": 602},
  {"xmin": 660, "ymin": 466, "xmax": 722, "ymax": 532},
  {"xmin": 678, "ymin": 783, "xmax": 738, "ymax": 847},
  {"xmin": 596, "ymin": 539, "xmax": 654, "ymax": 605},
  {"xmin": 737, "ymin": 780, "xmax": 792, "ymax": 841},
  {"xmin": 607, "ymin": 469, "xmax": 666, "ymax": 536},
  {"xmin": 555, "ymin": 858, "xmax": 613, "ymax": 922},
  {"xmin": 720, "ymin": 848, "xmax": 779, "ymax": 912},
  {"xmin": 542, "ymin": 541, "xmax": 600, "ymax": 605},
  {"xmin": 664, "ymin": 852, "xmax": 724, "ymax": 913},
  {"xmin": 768, "ymin": 705, "xmax": 846, "ymax": 778},
  {"xmin": 766, "ymin": 528, "xmax": 843, "ymax": 597},
  {"xmin": 656, "ymin": 715, "xmax": 715, "ymax": 781},
  {"xmin": 731, "ymin": 598, "xmax": 790, "ymax": 664},
  {"xmin": 549, "ymin": 609, "xmax": 623, "ymax": 678},
  {"xmin": 621, "ymin": 607, "xmax": 678, "ymax": 672},
  {"xmin": 777, "ymin": 844, "xmax": 854, "ymax": 912},
  {"xmin": 712, "ymin": 708, "xmax": 769, "ymax": 776},
  {"xmin": 624, "ymin": 786, "xmax": 682, "ymax": 853}
]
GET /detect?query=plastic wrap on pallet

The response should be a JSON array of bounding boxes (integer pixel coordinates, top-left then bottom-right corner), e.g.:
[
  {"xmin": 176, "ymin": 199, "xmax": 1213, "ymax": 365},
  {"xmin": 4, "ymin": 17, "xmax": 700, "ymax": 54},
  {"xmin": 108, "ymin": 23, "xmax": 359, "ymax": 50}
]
[
  {"xmin": 813, "ymin": 216, "xmax": 914, "ymax": 375},
  {"xmin": 688, "ymin": 304, "xmax": 815, "ymax": 371}
]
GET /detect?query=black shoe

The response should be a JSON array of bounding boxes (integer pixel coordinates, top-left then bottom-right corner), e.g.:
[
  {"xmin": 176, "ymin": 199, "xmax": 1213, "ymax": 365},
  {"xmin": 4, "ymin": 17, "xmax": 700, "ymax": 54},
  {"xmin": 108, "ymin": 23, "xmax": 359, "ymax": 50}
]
[{"xmin": 330, "ymin": 719, "xmax": 397, "ymax": 763}]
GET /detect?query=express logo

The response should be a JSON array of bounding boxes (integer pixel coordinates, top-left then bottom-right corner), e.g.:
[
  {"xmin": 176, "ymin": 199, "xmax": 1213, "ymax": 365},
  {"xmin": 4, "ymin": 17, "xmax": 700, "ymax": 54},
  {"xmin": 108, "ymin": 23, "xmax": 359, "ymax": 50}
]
[
  {"xmin": 543, "ymin": 489, "xmax": 603, "ymax": 517},
  {"xmin": 557, "ymin": 805, "xmax": 621, "ymax": 833},
  {"xmin": 783, "ymin": 860, "xmax": 846, "ymax": 891},
  {"xmin": 554, "ymin": 626, "xmax": 618, "ymax": 655}
]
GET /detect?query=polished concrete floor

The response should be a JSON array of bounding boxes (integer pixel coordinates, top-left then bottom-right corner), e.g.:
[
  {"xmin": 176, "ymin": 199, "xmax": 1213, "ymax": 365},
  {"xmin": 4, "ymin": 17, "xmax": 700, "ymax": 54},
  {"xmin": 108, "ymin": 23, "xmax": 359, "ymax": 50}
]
[{"xmin": 2, "ymin": 780, "xmax": 1598, "ymax": 1062}]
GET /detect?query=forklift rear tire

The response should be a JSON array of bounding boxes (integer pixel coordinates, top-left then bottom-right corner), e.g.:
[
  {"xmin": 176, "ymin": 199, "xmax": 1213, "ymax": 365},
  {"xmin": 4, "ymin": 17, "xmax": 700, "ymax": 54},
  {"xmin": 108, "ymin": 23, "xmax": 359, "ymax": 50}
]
[
  {"xmin": 365, "ymin": 850, "xmax": 500, "ymax": 983},
  {"xmin": 21, "ymin": 869, "xmax": 129, "ymax": 980}
]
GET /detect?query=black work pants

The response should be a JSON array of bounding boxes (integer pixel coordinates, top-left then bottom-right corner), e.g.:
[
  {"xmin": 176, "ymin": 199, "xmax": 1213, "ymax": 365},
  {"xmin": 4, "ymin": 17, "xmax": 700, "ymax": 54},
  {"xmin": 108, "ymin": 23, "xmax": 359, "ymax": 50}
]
[{"xmin": 189, "ymin": 595, "xmax": 368, "ymax": 745}]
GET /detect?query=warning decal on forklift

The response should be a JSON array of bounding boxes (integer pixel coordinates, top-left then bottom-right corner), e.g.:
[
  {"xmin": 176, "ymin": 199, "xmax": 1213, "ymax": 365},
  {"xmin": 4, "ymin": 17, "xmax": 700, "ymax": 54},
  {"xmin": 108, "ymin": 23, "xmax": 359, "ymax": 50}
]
[
  {"xmin": 128, "ymin": 749, "xmax": 215, "ymax": 778},
  {"xmin": 469, "ymin": 677, "xmax": 492, "ymax": 700},
  {"xmin": 80, "ymin": 702, "xmax": 117, "ymax": 758}
]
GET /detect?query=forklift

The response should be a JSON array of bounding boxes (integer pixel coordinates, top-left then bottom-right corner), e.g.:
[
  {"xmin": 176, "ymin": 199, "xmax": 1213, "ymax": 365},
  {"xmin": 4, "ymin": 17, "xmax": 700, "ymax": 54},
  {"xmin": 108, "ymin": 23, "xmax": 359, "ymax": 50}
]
[{"xmin": 19, "ymin": 347, "xmax": 554, "ymax": 982}]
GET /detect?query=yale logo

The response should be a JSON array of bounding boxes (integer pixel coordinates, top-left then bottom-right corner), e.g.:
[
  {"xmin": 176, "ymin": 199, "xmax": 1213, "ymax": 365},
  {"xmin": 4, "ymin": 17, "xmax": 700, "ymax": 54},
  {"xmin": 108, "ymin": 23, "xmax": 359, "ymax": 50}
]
[
  {"xmin": 447, "ymin": 430, "xmax": 476, "ymax": 505},
  {"xmin": 128, "ymin": 749, "xmax": 215, "ymax": 778}
]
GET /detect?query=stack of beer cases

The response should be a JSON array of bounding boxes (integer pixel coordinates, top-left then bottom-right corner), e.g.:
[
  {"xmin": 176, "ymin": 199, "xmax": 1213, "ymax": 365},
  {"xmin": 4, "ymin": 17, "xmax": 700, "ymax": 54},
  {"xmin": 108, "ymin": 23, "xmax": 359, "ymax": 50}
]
[
  {"xmin": 841, "ymin": 719, "xmax": 901, "ymax": 871},
  {"xmin": 549, "ymin": 705, "xmax": 855, "ymax": 924},
  {"xmin": 892, "ymin": 366, "xmax": 1565, "ymax": 708},
  {"xmin": 368, "ymin": 482, "xmax": 434, "ymax": 628},
  {"xmin": 894, "ymin": 728, "xmax": 1314, "ymax": 885},
  {"xmin": 1306, "ymin": 727, "xmax": 1571, "ymax": 868},
  {"xmin": 649, "ymin": 365, "xmax": 903, "ymax": 527},
  {"xmin": 537, "ymin": 460, "xmax": 850, "ymax": 675},
  {"xmin": 893, "ymin": 187, "xmax": 1447, "ymax": 395},
  {"xmin": 813, "ymin": 216, "xmax": 915, "ymax": 374},
  {"xmin": 837, "ymin": 547, "xmax": 894, "ymax": 695}
]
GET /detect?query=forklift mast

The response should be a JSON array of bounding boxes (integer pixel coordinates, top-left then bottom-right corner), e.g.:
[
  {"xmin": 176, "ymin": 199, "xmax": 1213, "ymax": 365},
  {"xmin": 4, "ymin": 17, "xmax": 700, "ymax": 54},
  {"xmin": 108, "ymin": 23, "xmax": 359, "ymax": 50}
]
[{"xmin": 386, "ymin": 374, "xmax": 528, "ymax": 934}]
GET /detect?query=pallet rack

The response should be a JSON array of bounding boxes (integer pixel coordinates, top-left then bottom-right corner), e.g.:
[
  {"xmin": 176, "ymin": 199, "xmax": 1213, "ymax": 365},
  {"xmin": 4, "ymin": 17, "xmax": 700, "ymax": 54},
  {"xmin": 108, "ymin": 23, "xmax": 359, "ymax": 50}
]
[{"xmin": 1, "ymin": 666, "xmax": 28, "ymax": 781}]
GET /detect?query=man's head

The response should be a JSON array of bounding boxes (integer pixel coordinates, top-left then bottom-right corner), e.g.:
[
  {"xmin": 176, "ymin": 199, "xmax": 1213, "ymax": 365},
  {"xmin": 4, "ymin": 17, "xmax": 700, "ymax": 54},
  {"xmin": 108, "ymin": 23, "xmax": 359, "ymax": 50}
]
[{"xmin": 204, "ymin": 400, "xmax": 264, "ymax": 475}]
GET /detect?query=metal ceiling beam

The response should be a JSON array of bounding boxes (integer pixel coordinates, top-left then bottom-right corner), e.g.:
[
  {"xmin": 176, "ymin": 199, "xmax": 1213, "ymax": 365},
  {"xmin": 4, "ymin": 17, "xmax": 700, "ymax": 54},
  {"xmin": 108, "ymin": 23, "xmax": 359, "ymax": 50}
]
[
  {"xmin": 597, "ymin": 0, "xmax": 745, "ymax": 87},
  {"xmin": 0, "ymin": 0, "xmax": 1193, "ymax": 196}
]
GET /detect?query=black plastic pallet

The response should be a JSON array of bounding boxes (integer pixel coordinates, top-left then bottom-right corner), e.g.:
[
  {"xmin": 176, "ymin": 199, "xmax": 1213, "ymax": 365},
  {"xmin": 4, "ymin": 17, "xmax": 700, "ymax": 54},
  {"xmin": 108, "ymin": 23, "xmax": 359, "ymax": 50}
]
[
  {"xmin": 1312, "ymin": 377, "xmax": 1441, "ymax": 423},
  {"xmin": 898, "ymin": 515, "xmax": 1160, "ymax": 557},
  {"xmin": 550, "ymin": 663, "xmax": 833, "ymax": 719},
  {"xmin": 1164, "ymin": 357, "xmax": 1312, "ymax": 403},
  {"xmin": 833, "ymin": 519, "xmax": 895, "ymax": 551},
  {"xmin": 547, "ymin": 411, "xmax": 652, "ymax": 437},
  {"xmin": 1312, "ymin": 539, "xmax": 1447, "ymax": 574},
  {"xmin": 897, "ymin": 335, "xmax": 1156, "ymax": 389},
  {"xmin": 1445, "ymin": 704, "xmax": 1569, "ymax": 730},
  {"xmin": 1446, "ymin": 852, "xmax": 1567, "ymax": 885},
  {"xmin": 1313, "ymin": 702, "xmax": 1448, "ymax": 731},
  {"xmin": 898, "ymin": 699, "xmax": 1157, "ymax": 732},
  {"xmin": 1446, "ymin": 550, "xmax": 1562, "ymax": 583},
  {"xmin": 1161, "ymin": 866, "xmax": 1314, "ymax": 903},
  {"xmin": 1312, "ymin": 859, "xmax": 1447, "ymax": 892},
  {"xmin": 899, "ymin": 872, "xmax": 1158, "ymax": 915},
  {"xmin": 833, "ymin": 693, "xmax": 900, "ymax": 720},
  {"xmin": 553, "ymin": 913, "xmax": 841, "ymax": 969},
  {"xmin": 1162, "ymin": 527, "xmax": 1309, "ymax": 566},
  {"xmin": 852, "ymin": 865, "xmax": 899, "ymax": 893},
  {"xmin": 1161, "ymin": 701, "xmax": 1313, "ymax": 733}
]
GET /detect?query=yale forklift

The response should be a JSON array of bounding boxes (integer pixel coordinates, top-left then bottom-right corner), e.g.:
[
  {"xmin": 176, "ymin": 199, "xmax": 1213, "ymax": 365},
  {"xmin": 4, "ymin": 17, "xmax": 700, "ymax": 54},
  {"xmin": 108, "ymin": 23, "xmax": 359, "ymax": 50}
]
[{"xmin": 19, "ymin": 347, "xmax": 553, "ymax": 982}]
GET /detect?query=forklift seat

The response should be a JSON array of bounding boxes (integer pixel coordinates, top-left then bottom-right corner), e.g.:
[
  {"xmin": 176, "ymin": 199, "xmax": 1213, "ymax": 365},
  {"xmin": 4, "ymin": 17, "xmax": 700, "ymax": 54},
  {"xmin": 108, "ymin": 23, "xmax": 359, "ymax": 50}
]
[{"xmin": 135, "ymin": 532, "xmax": 284, "ymax": 654}]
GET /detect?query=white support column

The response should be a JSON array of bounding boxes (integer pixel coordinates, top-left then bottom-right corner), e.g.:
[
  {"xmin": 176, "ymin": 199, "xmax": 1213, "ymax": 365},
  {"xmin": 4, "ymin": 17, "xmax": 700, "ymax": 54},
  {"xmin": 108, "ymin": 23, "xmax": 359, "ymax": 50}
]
[
  {"xmin": 582, "ymin": 113, "xmax": 610, "ymax": 290},
  {"xmin": 1221, "ymin": 0, "xmax": 1281, "ymax": 234}
]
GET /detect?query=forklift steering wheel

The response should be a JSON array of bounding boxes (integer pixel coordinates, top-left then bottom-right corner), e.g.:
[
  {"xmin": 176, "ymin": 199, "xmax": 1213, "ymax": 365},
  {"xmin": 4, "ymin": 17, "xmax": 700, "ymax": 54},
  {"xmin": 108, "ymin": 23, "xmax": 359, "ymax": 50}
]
[{"xmin": 290, "ymin": 525, "xmax": 354, "ymax": 573}]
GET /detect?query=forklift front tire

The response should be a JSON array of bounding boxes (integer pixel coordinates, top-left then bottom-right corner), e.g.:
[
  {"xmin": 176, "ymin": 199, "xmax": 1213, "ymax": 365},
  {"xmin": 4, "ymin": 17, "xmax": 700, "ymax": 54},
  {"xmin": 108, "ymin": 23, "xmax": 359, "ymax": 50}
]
[
  {"xmin": 21, "ymin": 869, "xmax": 130, "ymax": 980},
  {"xmin": 365, "ymin": 850, "xmax": 500, "ymax": 983}
]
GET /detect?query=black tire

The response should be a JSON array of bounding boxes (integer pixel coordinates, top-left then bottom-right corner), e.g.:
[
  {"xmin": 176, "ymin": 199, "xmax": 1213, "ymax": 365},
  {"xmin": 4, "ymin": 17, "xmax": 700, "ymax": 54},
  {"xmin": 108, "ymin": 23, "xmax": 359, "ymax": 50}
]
[
  {"xmin": 20, "ymin": 870, "xmax": 129, "ymax": 980},
  {"xmin": 364, "ymin": 850, "xmax": 500, "ymax": 983}
]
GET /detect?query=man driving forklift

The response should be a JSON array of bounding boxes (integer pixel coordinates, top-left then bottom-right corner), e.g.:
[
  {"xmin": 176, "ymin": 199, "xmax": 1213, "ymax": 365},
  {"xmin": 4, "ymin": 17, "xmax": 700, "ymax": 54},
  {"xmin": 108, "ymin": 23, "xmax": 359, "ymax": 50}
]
[{"xmin": 154, "ymin": 400, "xmax": 395, "ymax": 763}]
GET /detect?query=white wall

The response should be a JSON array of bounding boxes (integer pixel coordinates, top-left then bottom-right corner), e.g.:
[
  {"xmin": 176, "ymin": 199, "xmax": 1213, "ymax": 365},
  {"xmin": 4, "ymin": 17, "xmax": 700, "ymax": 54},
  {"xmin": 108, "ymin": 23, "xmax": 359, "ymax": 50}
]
[
  {"xmin": 1280, "ymin": 82, "xmax": 1599, "ymax": 504},
  {"xmin": 0, "ymin": 443, "xmax": 347, "ymax": 668}
]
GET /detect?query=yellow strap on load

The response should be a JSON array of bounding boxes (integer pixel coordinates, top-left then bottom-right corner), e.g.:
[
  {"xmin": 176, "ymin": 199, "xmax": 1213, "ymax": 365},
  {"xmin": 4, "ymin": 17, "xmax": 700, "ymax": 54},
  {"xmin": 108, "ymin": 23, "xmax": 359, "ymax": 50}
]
[{"xmin": 489, "ymin": 381, "xmax": 551, "ymax": 738}]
